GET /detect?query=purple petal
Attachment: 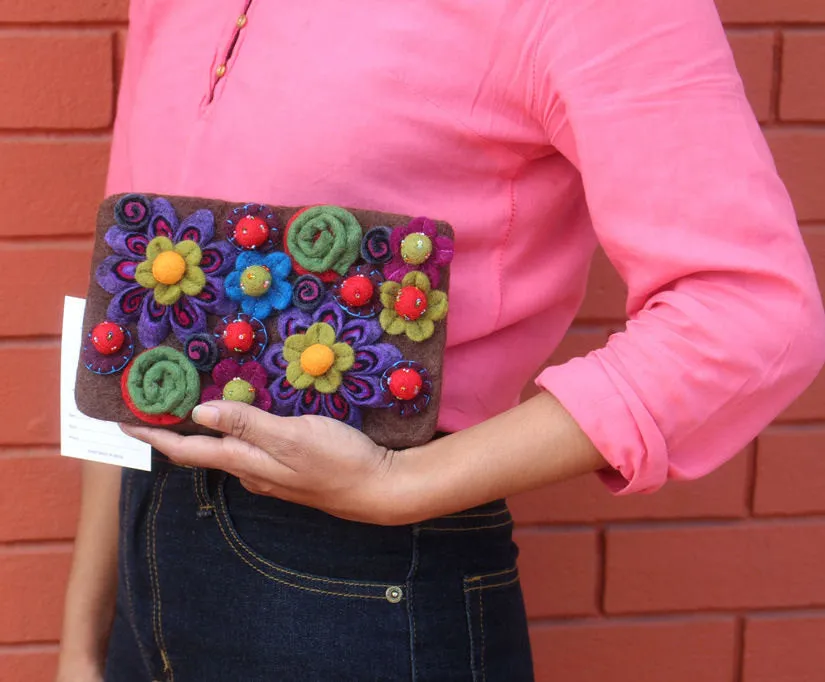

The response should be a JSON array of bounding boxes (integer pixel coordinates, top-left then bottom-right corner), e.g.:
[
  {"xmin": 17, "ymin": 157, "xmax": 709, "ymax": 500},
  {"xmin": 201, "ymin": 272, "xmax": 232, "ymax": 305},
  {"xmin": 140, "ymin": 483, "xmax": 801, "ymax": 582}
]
[
  {"xmin": 383, "ymin": 256, "xmax": 411, "ymax": 283},
  {"xmin": 176, "ymin": 209, "xmax": 215, "ymax": 246},
  {"xmin": 261, "ymin": 343, "xmax": 288, "ymax": 376},
  {"xmin": 351, "ymin": 343, "xmax": 402, "ymax": 375},
  {"xmin": 239, "ymin": 361, "xmax": 268, "ymax": 388},
  {"xmin": 201, "ymin": 385, "xmax": 223, "ymax": 403},
  {"xmin": 96, "ymin": 255, "xmax": 138, "ymax": 294},
  {"xmin": 105, "ymin": 226, "xmax": 149, "ymax": 258},
  {"xmin": 322, "ymin": 392, "xmax": 362, "ymax": 428},
  {"xmin": 213, "ymin": 359, "xmax": 243, "ymax": 386},
  {"xmin": 194, "ymin": 278, "xmax": 234, "ymax": 315},
  {"xmin": 149, "ymin": 198, "xmax": 178, "ymax": 239},
  {"xmin": 252, "ymin": 389, "xmax": 272, "ymax": 412},
  {"xmin": 313, "ymin": 296, "xmax": 345, "ymax": 336},
  {"xmin": 137, "ymin": 297, "xmax": 171, "ymax": 347},
  {"xmin": 107, "ymin": 285, "xmax": 147, "ymax": 324},
  {"xmin": 433, "ymin": 236, "xmax": 455, "ymax": 265},
  {"xmin": 169, "ymin": 295, "xmax": 207, "ymax": 342},
  {"xmin": 269, "ymin": 377, "xmax": 300, "ymax": 416},
  {"xmin": 339, "ymin": 317, "xmax": 383, "ymax": 347},
  {"xmin": 297, "ymin": 387, "xmax": 324, "ymax": 416},
  {"xmin": 200, "ymin": 240, "xmax": 236, "ymax": 276},
  {"xmin": 420, "ymin": 261, "xmax": 441, "ymax": 288},
  {"xmin": 277, "ymin": 308, "xmax": 313, "ymax": 341},
  {"xmin": 339, "ymin": 374, "xmax": 383, "ymax": 408}
]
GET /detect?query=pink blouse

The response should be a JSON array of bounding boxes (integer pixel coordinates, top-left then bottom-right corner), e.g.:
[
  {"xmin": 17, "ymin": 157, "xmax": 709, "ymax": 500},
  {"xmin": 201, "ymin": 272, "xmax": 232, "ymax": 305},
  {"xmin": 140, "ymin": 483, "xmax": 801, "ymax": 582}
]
[{"xmin": 108, "ymin": 0, "xmax": 825, "ymax": 493}]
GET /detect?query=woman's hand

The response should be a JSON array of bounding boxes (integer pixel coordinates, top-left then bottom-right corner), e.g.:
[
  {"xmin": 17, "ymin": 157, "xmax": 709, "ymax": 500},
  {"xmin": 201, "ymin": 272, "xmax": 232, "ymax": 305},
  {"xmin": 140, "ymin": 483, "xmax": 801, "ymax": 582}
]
[{"xmin": 121, "ymin": 402, "xmax": 412, "ymax": 525}]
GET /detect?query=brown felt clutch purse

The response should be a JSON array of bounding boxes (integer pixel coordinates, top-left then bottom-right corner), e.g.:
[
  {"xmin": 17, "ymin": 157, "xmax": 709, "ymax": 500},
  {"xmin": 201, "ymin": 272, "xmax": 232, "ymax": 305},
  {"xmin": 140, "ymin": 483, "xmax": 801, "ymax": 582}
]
[{"xmin": 75, "ymin": 194, "xmax": 453, "ymax": 448}]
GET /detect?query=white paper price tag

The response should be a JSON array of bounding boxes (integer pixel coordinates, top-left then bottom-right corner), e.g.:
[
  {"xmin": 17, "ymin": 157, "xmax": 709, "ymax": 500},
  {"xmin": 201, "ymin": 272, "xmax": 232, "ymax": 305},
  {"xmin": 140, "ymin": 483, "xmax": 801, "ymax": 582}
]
[{"xmin": 60, "ymin": 296, "xmax": 151, "ymax": 471}]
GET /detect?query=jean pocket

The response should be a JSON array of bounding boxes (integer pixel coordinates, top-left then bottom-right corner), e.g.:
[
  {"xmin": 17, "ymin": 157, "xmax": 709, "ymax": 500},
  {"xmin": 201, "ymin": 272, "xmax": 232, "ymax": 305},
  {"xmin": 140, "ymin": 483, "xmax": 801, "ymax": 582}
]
[
  {"xmin": 212, "ymin": 474, "xmax": 407, "ymax": 602},
  {"xmin": 463, "ymin": 565, "xmax": 534, "ymax": 682}
]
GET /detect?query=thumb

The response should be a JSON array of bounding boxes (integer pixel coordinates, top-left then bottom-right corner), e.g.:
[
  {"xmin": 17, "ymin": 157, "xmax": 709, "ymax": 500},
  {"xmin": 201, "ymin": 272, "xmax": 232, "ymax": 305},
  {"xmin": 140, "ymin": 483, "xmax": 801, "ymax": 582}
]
[{"xmin": 192, "ymin": 400, "xmax": 277, "ymax": 447}]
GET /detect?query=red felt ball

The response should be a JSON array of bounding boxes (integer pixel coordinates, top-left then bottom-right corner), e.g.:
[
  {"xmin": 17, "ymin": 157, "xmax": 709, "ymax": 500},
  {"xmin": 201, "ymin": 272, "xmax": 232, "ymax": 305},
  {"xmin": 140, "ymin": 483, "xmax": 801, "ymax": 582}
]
[
  {"xmin": 388, "ymin": 367, "xmax": 424, "ymax": 401},
  {"xmin": 234, "ymin": 215, "xmax": 269, "ymax": 249},
  {"xmin": 394, "ymin": 286, "xmax": 428, "ymax": 321},
  {"xmin": 223, "ymin": 320, "xmax": 255, "ymax": 353},
  {"xmin": 340, "ymin": 274, "xmax": 375, "ymax": 307},
  {"xmin": 91, "ymin": 321, "xmax": 126, "ymax": 355}
]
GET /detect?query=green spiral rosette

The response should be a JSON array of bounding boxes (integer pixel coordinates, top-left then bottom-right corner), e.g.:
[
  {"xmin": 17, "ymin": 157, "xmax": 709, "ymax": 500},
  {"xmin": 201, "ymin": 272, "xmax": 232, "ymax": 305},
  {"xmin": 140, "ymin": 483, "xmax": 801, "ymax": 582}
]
[
  {"xmin": 127, "ymin": 347, "xmax": 200, "ymax": 417},
  {"xmin": 286, "ymin": 206, "xmax": 362, "ymax": 277}
]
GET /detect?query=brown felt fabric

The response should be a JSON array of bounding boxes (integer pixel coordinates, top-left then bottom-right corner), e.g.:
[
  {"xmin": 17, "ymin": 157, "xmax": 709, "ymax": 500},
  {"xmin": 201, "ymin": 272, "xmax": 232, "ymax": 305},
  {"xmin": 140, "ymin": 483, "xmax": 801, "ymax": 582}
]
[{"xmin": 75, "ymin": 194, "xmax": 452, "ymax": 449}]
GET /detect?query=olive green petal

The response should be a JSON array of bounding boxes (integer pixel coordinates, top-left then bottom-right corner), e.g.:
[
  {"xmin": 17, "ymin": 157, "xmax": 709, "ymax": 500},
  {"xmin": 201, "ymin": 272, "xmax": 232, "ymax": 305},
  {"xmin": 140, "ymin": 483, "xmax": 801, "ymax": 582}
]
[
  {"xmin": 180, "ymin": 265, "xmax": 206, "ymax": 296},
  {"xmin": 305, "ymin": 322, "xmax": 336, "ymax": 347},
  {"xmin": 424, "ymin": 290, "xmax": 448, "ymax": 321},
  {"xmin": 405, "ymin": 318, "xmax": 435, "ymax": 343},
  {"xmin": 283, "ymin": 333, "xmax": 309, "ymax": 362},
  {"xmin": 401, "ymin": 270, "xmax": 431, "ymax": 293},
  {"xmin": 286, "ymin": 361, "xmax": 315, "ymax": 390},
  {"xmin": 134, "ymin": 261, "xmax": 158, "ymax": 288},
  {"xmin": 146, "ymin": 236, "xmax": 174, "ymax": 261},
  {"xmin": 380, "ymin": 309, "xmax": 406, "ymax": 335},
  {"xmin": 153, "ymin": 283, "xmax": 182, "ymax": 306},
  {"xmin": 175, "ymin": 240, "xmax": 203, "ymax": 266},
  {"xmin": 332, "ymin": 343, "xmax": 354, "ymax": 372},
  {"xmin": 380, "ymin": 282, "xmax": 401, "ymax": 309},
  {"xmin": 313, "ymin": 368, "xmax": 342, "ymax": 394}
]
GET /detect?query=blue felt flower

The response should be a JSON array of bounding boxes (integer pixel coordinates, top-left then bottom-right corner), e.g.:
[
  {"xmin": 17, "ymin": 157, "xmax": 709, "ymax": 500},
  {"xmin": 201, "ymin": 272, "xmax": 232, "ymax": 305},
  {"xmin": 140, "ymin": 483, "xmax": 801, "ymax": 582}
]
[{"xmin": 225, "ymin": 251, "xmax": 292, "ymax": 320}]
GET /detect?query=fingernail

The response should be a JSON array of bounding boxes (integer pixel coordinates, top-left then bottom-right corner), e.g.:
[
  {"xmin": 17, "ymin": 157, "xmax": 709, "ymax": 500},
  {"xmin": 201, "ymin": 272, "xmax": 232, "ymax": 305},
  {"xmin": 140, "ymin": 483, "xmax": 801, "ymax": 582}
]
[{"xmin": 192, "ymin": 405, "xmax": 219, "ymax": 427}]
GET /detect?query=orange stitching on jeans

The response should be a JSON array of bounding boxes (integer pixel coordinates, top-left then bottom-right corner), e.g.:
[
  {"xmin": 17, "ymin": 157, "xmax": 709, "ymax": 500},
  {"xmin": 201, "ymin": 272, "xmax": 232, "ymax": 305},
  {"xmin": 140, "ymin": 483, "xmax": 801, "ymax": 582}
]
[
  {"xmin": 464, "ymin": 566, "xmax": 518, "ymax": 584},
  {"xmin": 418, "ymin": 519, "xmax": 514, "ymax": 533},
  {"xmin": 148, "ymin": 472, "xmax": 174, "ymax": 680},
  {"xmin": 464, "ymin": 575, "xmax": 521, "ymax": 593},
  {"xmin": 215, "ymin": 479, "xmax": 393, "ymax": 590},
  {"xmin": 212, "ymin": 500, "xmax": 391, "ymax": 600}
]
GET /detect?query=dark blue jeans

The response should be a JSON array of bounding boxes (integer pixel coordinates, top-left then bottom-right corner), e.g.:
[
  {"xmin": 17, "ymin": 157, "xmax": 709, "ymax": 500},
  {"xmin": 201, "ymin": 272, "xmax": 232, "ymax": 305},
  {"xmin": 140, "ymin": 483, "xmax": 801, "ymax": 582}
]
[{"xmin": 104, "ymin": 454, "xmax": 534, "ymax": 681}]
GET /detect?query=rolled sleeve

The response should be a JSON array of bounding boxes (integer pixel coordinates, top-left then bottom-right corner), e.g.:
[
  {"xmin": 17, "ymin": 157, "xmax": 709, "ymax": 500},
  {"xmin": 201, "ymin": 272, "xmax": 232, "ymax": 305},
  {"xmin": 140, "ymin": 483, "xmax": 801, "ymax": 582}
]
[{"xmin": 532, "ymin": 0, "xmax": 825, "ymax": 493}]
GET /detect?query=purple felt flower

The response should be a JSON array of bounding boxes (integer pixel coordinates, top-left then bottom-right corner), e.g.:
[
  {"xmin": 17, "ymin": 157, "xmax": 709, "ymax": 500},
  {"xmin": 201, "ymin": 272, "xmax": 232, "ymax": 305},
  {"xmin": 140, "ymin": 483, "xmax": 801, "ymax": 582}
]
[
  {"xmin": 201, "ymin": 359, "xmax": 272, "ymax": 411},
  {"xmin": 96, "ymin": 197, "xmax": 237, "ymax": 347},
  {"xmin": 384, "ymin": 217, "xmax": 454, "ymax": 287},
  {"xmin": 261, "ymin": 295, "xmax": 402, "ymax": 429}
]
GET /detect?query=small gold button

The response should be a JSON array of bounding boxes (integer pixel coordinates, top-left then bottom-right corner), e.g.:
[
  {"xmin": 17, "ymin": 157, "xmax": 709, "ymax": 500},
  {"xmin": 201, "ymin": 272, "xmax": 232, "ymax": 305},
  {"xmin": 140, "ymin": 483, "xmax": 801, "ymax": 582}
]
[
  {"xmin": 215, "ymin": 64, "xmax": 227, "ymax": 78},
  {"xmin": 237, "ymin": 14, "xmax": 248, "ymax": 28},
  {"xmin": 385, "ymin": 586, "xmax": 403, "ymax": 604}
]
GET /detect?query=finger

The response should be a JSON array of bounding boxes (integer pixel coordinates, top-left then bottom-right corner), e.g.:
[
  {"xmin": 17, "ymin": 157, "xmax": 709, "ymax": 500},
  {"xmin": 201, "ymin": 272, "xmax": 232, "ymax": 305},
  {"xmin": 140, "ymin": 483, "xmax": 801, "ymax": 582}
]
[
  {"xmin": 120, "ymin": 424, "xmax": 298, "ymax": 483},
  {"xmin": 192, "ymin": 401, "xmax": 289, "ymax": 448}
]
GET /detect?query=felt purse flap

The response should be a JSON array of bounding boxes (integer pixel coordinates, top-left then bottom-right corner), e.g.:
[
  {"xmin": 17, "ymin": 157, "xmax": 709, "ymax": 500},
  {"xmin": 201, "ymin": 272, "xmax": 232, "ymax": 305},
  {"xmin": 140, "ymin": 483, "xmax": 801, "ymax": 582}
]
[{"xmin": 75, "ymin": 194, "xmax": 453, "ymax": 449}]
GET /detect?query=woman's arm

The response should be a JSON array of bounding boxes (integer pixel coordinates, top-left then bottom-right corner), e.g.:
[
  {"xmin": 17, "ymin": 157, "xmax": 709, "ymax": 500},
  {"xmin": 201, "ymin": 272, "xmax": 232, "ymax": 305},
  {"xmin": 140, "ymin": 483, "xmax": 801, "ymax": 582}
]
[{"xmin": 56, "ymin": 462, "xmax": 122, "ymax": 681}]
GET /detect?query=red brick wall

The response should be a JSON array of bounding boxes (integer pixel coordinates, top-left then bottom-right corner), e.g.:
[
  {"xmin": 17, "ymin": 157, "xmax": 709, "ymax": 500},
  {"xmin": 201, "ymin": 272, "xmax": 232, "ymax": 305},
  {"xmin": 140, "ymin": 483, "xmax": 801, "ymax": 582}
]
[{"xmin": 0, "ymin": 1, "xmax": 823, "ymax": 680}]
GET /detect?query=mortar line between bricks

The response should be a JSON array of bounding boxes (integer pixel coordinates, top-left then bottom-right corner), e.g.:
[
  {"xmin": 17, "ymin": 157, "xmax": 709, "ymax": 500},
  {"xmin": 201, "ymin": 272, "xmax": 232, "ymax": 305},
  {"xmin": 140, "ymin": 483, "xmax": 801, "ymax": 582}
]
[
  {"xmin": 733, "ymin": 615, "xmax": 746, "ymax": 682},
  {"xmin": 0, "ymin": 336, "xmax": 60, "ymax": 348},
  {"xmin": 0, "ymin": 235, "xmax": 93, "ymax": 247},
  {"xmin": 527, "ymin": 606, "xmax": 825, "ymax": 627},
  {"xmin": 0, "ymin": 22, "xmax": 128, "ymax": 31},
  {"xmin": 0, "ymin": 129, "xmax": 113, "ymax": 138},
  {"xmin": 723, "ymin": 22, "xmax": 825, "ymax": 29},
  {"xmin": 0, "ymin": 642, "xmax": 61, "ymax": 653},
  {"xmin": 595, "ymin": 525, "xmax": 607, "ymax": 615},
  {"xmin": 0, "ymin": 446, "xmax": 61, "ymax": 458},
  {"xmin": 769, "ymin": 30, "xmax": 784, "ymax": 123},
  {"xmin": 745, "ymin": 439, "xmax": 757, "ymax": 516},
  {"xmin": 0, "ymin": 540, "xmax": 74, "ymax": 553}
]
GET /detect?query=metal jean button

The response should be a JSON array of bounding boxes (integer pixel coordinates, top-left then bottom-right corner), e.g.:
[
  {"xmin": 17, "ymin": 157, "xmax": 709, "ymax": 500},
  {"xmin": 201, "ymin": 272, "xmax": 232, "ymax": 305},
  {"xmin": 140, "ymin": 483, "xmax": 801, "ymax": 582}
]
[{"xmin": 385, "ymin": 586, "xmax": 403, "ymax": 603}]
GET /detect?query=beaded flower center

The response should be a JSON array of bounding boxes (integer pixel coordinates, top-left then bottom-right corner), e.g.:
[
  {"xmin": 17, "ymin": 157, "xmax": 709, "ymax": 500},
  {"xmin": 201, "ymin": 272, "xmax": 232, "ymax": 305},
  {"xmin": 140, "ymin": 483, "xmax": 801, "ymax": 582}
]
[
  {"xmin": 222, "ymin": 378, "xmax": 256, "ymax": 404},
  {"xmin": 240, "ymin": 265, "xmax": 272, "ymax": 297},
  {"xmin": 340, "ymin": 274, "xmax": 375, "ymax": 307},
  {"xmin": 300, "ymin": 343, "xmax": 336, "ymax": 377},
  {"xmin": 223, "ymin": 320, "xmax": 255, "ymax": 353},
  {"xmin": 388, "ymin": 367, "xmax": 423, "ymax": 400},
  {"xmin": 234, "ymin": 215, "xmax": 269, "ymax": 249},
  {"xmin": 400, "ymin": 233, "xmax": 433, "ymax": 265},
  {"xmin": 152, "ymin": 250, "xmax": 187, "ymax": 285},
  {"xmin": 395, "ymin": 286, "xmax": 428, "ymax": 321}
]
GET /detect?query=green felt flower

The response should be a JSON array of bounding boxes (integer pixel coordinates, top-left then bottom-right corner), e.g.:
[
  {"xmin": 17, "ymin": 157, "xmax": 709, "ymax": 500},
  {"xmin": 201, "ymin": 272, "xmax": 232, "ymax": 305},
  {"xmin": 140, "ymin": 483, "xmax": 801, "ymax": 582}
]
[
  {"xmin": 126, "ymin": 347, "xmax": 200, "ymax": 418},
  {"xmin": 379, "ymin": 271, "xmax": 448, "ymax": 342},
  {"xmin": 282, "ymin": 322, "xmax": 355, "ymax": 394},
  {"xmin": 284, "ymin": 206, "xmax": 362, "ymax": 280},
  {"xmin": 134, "ymin": 236, "xmax": 206, "ymax": 306}
]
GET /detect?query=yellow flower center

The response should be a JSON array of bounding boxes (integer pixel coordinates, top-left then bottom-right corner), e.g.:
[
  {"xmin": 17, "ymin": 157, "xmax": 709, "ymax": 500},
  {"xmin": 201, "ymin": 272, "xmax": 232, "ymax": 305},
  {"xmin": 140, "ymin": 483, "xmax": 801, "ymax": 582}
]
[
  {"xmin": 240, "ymin": 265, "xmax": 273, "ymax": 297},
  {"xmin": 152, "ymin": 250, "xmax": 187, "ymax": 285},
  {"xmin": 222, "ymin": 378, "xmax": 256, "ymax": 404},
  {"xmin": 300, "ymin": 343, "xmax": 335, "ymax": 377},
  {"xmin": 400, "ymin": 233, "xmax": 433, "ymax": 265}
]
